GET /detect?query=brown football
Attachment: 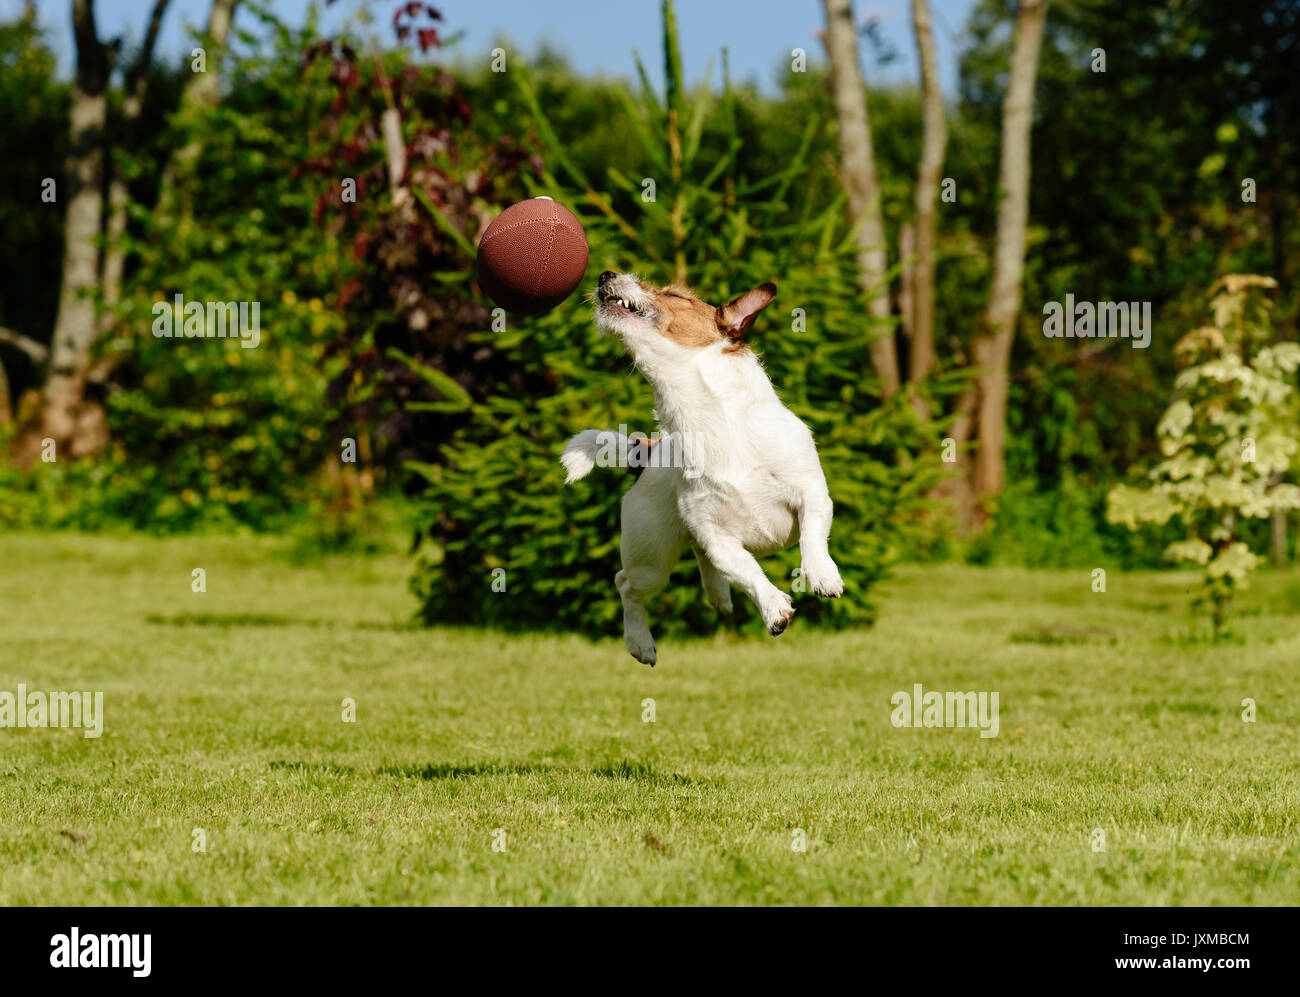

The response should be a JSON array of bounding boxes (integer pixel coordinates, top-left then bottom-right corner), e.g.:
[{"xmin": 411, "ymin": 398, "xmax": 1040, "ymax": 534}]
[{"xmin": 475, "ymin": 197, "xmax": 589, "ymax": 315}]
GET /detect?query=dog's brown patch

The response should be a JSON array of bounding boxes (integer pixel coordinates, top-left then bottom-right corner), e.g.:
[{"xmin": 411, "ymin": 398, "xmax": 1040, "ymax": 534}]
[
  {"xmin": 650, "ymin": 281, "xmax": 776, "ymax": 350},
  {"xmin": 609, "ymin": 276, "xmax": 776, "ymax": 351},
  {"xmin": 654, "ymin": 287, "xmax": 727, "ymax": 348}
]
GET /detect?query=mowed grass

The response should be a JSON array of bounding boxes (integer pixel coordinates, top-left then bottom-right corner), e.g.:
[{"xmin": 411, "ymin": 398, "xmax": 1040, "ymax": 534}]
[{"xmin": 2, "ymin": 533, "xmax": 1299, "ymax": 906}]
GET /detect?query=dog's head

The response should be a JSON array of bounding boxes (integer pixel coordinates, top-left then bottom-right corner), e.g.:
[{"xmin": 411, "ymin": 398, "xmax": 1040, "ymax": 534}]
[{"xmin": 592, "ymin": 271, "xmax": 776, "ymax": 355}]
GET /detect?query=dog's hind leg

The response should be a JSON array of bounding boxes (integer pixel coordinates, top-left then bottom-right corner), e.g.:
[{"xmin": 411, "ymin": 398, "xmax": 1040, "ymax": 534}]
[
  {"xmin": 692, "ymin": 524, "xmax": 794, "ymax": 636},
  {"xmin": 693, "ymin": 545, "xmax": 734, "ymax": 618},
  {"xmin": 617, "ymin": 470, "xmax": 685, "ymax": 666},
  {"xmin": 615, "ymin": 568, "xmax": 660, "ymax": 666}
]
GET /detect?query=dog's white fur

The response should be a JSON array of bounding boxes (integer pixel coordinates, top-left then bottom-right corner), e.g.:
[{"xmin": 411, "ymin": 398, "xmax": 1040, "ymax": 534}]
[{"xmin": 562, "ymin": 272, "xmax": 842, "ymax": 665}]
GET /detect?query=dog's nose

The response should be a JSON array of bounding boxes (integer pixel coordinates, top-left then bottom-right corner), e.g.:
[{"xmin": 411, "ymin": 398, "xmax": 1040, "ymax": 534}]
[{"xmin": 599, "ymin": 270, "xmax": 617, "ymax": 286}]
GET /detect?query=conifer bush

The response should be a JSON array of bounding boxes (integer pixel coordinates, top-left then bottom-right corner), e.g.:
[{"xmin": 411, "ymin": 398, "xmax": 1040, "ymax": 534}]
[{"xmin": 407, "ymin": 1, "xmax": 948, "ymax": 637}]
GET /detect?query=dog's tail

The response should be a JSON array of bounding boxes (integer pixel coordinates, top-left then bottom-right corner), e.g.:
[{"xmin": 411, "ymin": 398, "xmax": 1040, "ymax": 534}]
[
  {"xmin": 562, "ymin": 429, "xmax": 660, "ymax": 484},
  {"xmin": 561, "ymin": 429, "xmax": 618, "ymax": 483}
]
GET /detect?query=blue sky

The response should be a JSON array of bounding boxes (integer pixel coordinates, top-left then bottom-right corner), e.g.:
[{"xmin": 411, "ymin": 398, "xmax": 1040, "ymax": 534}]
[{"xmin": 20, "ymin": 0, "xmax": 978, "ymax": 94}]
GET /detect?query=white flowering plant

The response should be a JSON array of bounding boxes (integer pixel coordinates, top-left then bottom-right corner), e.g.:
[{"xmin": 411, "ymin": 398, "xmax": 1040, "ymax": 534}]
[{"xmin": 1108, "ymin": 275, "xmax": 1300, "ymax": 636}]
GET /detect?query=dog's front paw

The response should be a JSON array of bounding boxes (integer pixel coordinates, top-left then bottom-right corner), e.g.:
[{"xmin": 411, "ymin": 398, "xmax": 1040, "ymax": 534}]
[
  {"xmin": 762, "ymin": 591, "xmax": 795, "ymax": 636},
  {"xmin": 802, "ymin": 557, "xmax": 844, "ymax": 598}
]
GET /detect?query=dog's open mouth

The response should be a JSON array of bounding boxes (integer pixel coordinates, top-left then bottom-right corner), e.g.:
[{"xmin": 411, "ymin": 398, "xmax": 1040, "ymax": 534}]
[{"xmin": 596, "ymin": 287, "xmax": 647, "ymax": 316}]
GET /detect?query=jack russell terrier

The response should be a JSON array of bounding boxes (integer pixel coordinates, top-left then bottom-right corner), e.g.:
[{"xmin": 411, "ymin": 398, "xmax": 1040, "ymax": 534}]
[{"xmin": 561, "ymin": 270, "xmax": 843, "ymax": 665}]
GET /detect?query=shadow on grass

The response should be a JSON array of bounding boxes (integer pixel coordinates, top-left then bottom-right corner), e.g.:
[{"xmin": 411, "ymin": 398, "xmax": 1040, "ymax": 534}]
[
  {"xmin": 147, "ymin": 612, "xmax": 418, "ymax": 632},
  {"xmin": 378, "ymin": 762, "xmax": 542, "ymax": 780},
  {"xmin": 378, "ymin": 759, "xmax": 702, "ymax": 785},
  {"xmin": 1009, "ymin": 625, "xmax": 1117, "ymax": 645},
  {"xmin": 591, "ymin": 759, "xmax": 699, "ymax": 784}
]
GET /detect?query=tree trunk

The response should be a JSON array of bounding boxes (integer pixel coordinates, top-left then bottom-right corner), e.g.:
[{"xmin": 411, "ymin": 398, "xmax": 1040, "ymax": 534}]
[
  {"xmin": 909, "ymin": 0, "xmax": 946, "ymax": 387},
  {"xmin": 968, "ymin": 0, "xmax": 1048, "ymax": 516},
  {"xmin": 938, "ymin": 380, "xmax": 978, "ymax": 528},
  {"xmin": 27, "ymin": 0, "xmax": 114, "ymax": 461},
  {"xmin": 899, "ymin": 222, "xmax": 915, "ymax": 341},
  {"xmin": 822, "ymin": 0, "xmax": 900, "ymax": 397}
]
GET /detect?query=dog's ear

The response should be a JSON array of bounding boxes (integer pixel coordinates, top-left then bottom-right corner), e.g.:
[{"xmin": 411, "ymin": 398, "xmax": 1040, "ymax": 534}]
[{"xmin": 717, "ymin": 282, "xmax": 777, "ymax": 340}]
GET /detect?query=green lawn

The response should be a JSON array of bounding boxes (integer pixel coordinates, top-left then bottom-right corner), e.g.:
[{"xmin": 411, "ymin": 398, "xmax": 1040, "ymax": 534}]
[{"xmin": 1, "ymin": 532, "xmax": 1298, "ymax": 905}]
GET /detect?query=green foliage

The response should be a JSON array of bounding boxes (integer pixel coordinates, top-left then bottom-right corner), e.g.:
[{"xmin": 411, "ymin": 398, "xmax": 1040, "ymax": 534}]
[
  {"xmin": 93, "ymin": 10, "xmax": 350, "ymax": 532},
  {"xmin": 1108, "ymin": 276, "xmax": 1300, "ymax": 635},
  {"xmin": 0, "ymin": 9, "xmax": 350, "ymax": 533},
  {"xmin": 974, "ymin": 366, "xmax": 1179, "ymax": 570},
  {"xmin": 5, "ymin": 0, "xmax": 1297, "ymax": 579},
  {"xmin": 960, "ymin": 0, "xmax": 1300, "ymax": 560},
  {"xmin": 0, "ymin": 7, "xmax": 353, "ymax": 533},
  {"xmin": 408, "ymin": 1, "xmax": 949, "ymax": 637}
]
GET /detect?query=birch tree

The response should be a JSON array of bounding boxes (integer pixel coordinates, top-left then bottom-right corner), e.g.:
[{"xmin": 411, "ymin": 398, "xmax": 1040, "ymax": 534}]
[
  {"xmin": 964, "ymin": 0, "xmax": 1048, "ymax": 520},
  {"xmin": 35, "ymin": 0, "xmax": 116, "ymax": 458},
  {"xmin": 18, "ymin": 0, "xmax": 233, "ymax": 463},
  {"xmin": 908, "ymin": 0, "xmax": 946, "ymax": 389},
  {"xmin": 821, "ymin": 0, "xmax": 900, "ymax": 397}
]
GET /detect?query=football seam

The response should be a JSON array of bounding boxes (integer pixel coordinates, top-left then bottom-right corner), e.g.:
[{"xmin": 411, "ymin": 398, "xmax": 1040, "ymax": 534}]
[
  {"xmin": 531, "ymin": 212, "xmax": 559, "ymax": 298},
  {"xmin": 478, "ymin": 214, "xmax": 567, "ymax": 249}
]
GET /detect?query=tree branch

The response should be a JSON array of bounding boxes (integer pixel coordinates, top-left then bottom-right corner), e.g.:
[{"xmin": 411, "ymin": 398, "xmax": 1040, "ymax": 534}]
[
  {"xmin": 0, "ymin": 328, "xmax": 50, "ymax": 364},
  {"xmin": 128, "ymin": 0, "xmax": 173, "ymax": 91}
]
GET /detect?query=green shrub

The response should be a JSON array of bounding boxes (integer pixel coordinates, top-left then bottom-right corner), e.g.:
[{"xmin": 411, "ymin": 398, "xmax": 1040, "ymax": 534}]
[{"xmin": 0, "ymin": 11, "xmax": 347, "ymax": 534}]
